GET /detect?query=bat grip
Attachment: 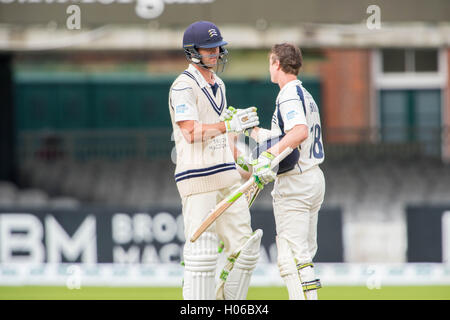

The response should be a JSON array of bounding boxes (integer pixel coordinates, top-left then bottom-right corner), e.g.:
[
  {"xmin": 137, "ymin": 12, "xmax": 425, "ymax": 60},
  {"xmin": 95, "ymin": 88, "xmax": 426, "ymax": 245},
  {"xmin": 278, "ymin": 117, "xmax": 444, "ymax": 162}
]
[{"xmin": 270, "ymin": 147, "xmax": 293, "ymax": 169}]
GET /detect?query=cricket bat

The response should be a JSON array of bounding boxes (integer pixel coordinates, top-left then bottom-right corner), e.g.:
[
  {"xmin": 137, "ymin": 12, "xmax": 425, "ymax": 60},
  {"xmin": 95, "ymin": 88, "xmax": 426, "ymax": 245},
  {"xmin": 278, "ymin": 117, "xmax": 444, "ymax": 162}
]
[{"xmin": 190, "ymin": 147, "xmax": 293, "ymax": 242}]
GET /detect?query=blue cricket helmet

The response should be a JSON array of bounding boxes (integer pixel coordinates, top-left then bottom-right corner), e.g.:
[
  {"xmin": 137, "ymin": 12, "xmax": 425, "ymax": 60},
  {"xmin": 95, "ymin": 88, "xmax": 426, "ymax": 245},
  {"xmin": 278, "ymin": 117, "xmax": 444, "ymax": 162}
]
[
  {"xmin": 183, "ymin": 21, "xmax": 227, "ymax": 49},
  {"xmin": 252, "ymin": 136, "xmax": 300, "ymax": 175},
  {"xmin": 182, "ymin": 21, "xmax": 228, "ymax": 72}
]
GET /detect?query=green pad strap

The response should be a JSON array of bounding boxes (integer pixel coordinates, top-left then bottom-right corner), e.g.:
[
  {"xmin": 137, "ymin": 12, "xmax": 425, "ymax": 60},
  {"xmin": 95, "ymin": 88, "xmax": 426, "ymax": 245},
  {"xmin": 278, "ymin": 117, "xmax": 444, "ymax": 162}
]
[
  {"xmin": 297, "ymin": 262, "xmax": 314, "ymax": 270},
  {"xmin": 302, "ymin": 279, "xmax": 322, "ymax": 292}
]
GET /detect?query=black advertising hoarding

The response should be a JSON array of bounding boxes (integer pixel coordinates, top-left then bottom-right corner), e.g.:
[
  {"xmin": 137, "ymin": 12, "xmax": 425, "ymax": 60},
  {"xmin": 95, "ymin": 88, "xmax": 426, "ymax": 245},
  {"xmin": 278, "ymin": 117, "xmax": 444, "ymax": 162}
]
[
  {"xmin": 0, "ymin": 207, "xmax": 185, "ymax": 264},
  {"xmin": 407, "ymin": 205, "xmax": 450, "ymax": 262},
  {"xmin": 0, "ymin": 206, "xmax": 343, "ymax": 264}
]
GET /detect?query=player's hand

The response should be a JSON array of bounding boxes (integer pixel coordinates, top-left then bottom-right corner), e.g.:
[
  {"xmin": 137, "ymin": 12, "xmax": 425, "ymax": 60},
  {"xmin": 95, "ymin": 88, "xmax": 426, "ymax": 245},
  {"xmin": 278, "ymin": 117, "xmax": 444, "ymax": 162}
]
[
  {"xmin": 219, "ymin": 106, "xmax": 237, "ymax": 122},
  {"xmin": 252, "ymin": 151, "xmax": 277, "ymax": 188},
  {"xmin": 224, "ymin": 107, "xmax": 259, "ymax": 133}
]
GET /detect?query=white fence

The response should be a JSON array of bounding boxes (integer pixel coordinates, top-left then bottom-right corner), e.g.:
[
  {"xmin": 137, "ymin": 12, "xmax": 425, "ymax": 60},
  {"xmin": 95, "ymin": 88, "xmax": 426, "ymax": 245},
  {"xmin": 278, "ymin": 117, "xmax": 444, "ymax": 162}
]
[{"xmin": 1, "ymin": 263, "xmax": 449, "ymax": 288}]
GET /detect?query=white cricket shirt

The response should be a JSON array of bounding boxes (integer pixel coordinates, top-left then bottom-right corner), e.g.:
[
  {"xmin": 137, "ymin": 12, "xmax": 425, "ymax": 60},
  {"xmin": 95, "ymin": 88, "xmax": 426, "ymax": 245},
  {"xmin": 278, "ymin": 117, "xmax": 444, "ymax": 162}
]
[
  {"xmin": 168, "ymin": 64, "xmax": 241, "ymax": 197},
  {"xmin": 271, "ymin": 79, "xmax": 325, "ymax": 174}
]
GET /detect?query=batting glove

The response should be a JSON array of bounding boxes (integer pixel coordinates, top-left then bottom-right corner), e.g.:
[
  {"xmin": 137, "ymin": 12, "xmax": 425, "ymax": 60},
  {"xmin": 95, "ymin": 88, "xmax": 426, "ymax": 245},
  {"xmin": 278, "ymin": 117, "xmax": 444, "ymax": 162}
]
[
  {"xmin": 236, "ymin": 154, "xmax": 251, "ymax": 172},
  {"xmin": 219, "ymin": 106, "xmax": 237, "ymax": 122},
  {"xmin": 252, "ymin": 151, "xmax": 277, "ymax": 188},
  {"xmin": 224, "ymin": 107, "xmax": 259, "ymax": 133}
]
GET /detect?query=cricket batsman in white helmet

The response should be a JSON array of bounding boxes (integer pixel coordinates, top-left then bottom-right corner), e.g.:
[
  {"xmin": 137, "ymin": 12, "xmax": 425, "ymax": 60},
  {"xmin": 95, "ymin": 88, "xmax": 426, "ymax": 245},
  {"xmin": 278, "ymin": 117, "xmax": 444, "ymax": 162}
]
[
  {"xmin": 168, "ymin": 21, "xmax": 263, "ymax": 300},
  {"xmin": 243, "ymin": 43, "xmax": 326, "ymax": 300}
]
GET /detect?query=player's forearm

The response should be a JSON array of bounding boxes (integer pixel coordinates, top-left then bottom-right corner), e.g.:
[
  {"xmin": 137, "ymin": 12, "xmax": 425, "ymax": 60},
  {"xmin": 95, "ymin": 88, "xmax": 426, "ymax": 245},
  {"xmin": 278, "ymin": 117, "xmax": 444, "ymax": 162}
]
[
  {"xmin": 268, "ymin": 124, "xmax": 308, "ymax": 156},
  {"xmin": 249, "ymin": 127, "xmax": 273, "ymax": 143},
  {"xmin": 200, "ymin": 122, "xmax": 227, "ymax": 141},
  {"xmin": 178, "ymin": 120, "xmax": 226, "ymax": 143}
]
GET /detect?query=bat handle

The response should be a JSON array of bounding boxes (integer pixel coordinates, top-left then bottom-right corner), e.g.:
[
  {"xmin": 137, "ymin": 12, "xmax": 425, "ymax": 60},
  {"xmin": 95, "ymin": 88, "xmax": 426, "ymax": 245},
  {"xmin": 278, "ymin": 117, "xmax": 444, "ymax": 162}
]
[{"xmin": 270, "ymin": 147, "xmax": 293, "ymax": 169}]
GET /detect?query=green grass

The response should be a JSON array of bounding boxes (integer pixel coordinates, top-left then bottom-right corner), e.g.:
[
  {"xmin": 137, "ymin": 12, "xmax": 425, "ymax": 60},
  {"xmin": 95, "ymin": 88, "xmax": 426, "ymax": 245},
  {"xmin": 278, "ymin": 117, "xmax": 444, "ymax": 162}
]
[{"xmin": 0, "ymin": 286, "xmax": 449, "ymax": 300}]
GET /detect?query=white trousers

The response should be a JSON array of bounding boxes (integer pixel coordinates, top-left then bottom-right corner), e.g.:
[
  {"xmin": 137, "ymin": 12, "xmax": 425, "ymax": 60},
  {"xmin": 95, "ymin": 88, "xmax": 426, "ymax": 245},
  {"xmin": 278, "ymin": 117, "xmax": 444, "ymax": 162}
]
[
  {"xmin": 181, "ymin": 183, "xmax": 253, "ymax": 257},
  {"xmin": 272, "ymin": 166, "xmax": 325, "ymax": 265}
]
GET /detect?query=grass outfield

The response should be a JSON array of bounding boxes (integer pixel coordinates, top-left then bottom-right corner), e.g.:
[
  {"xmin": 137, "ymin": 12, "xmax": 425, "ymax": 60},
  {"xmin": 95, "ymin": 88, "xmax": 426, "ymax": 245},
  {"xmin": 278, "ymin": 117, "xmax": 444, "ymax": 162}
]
[{"xmin": 0, "ymin": 285, "xmax": 449, "ymax": 300}]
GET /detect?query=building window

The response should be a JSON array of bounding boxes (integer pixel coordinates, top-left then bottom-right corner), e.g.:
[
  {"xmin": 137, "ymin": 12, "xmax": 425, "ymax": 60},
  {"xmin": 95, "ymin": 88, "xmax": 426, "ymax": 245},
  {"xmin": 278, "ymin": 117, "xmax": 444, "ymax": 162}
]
[
  {"xmin": 381, "ymin": 48, "xmax": 438, "ymax": 73},
  {"xmin": 414, "ymin": 49, "xmax": 438, "ymax": 72},
  {"xmin": 382, "ymin": 49, "xmax": 406, "ymax": 73},
  {"xmin": 374, "ymin": 48, "xmax": 446, "ymax": 157},
  {"xmin": 379, "ymin": 89, "xmax": 441, "ymax": 155}
]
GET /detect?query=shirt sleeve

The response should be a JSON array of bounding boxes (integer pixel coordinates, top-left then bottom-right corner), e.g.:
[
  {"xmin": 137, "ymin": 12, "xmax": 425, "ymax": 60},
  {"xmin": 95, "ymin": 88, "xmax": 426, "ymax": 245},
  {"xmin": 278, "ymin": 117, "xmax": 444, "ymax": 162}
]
[
  {"xmin": 278, "ymin": 89, "xmax": 307, "ymax": 132},
  {"xmin": 171, "ymin": 81, "xmax": 199, "ymax": 122}
]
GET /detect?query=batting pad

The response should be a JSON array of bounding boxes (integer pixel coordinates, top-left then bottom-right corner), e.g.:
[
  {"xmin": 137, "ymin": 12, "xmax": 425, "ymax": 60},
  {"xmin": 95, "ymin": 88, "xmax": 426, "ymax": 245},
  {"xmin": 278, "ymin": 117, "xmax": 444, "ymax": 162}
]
[
  {"xmin": 276, "ymin": 236, "xmax": 305, "ymax": 300},
  {"xmin": 297, "ymin": 262, "xmax": 321, "ymax": 300},
  {"xmin": 217, "ymin": 229, "xmax": 262, "ymax": 300},
  {"xmin": 183, "ymin": 232, "xmax": 219, "ymax": 300}
]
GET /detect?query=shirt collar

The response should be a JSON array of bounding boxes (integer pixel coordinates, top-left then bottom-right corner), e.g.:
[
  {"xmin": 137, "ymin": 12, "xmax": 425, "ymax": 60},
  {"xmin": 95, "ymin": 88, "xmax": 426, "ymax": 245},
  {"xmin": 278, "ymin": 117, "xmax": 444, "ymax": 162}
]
[
  {"xmin": 278, "ymin": 79, "xmax": 302, "ymax": 97},
  {"xmin": 279, "ymin": 78, "xmax": 302, "ymax": 96},
  {"xmin": 187, "ymin": 64, "xmax": 216, "ymax": 89}
]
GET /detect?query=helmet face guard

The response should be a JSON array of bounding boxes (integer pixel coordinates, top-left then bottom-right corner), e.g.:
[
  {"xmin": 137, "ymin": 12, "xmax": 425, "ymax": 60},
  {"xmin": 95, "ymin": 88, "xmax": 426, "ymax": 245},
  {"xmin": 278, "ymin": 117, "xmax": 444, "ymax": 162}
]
[{"xmin": 184, "ymin": 45, "xmax": 228, "ymax": 73}]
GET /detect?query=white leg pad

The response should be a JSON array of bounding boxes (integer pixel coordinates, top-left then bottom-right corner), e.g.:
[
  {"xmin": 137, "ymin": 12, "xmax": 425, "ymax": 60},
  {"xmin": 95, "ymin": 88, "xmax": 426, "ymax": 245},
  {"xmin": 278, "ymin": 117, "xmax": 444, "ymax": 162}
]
[
  {"xmin": 218, "ymin": 229, "xmax": 262, "ymax": 300},
  {"xmin": 183, "ymin": 232, "xmax": 219, "ymax": 300},
  {"xmin": 297, "ymin": 262, "xmax": 321, "ymax": 300},
  {"xmin": 276, "ymin": 236, "xmax": 305, "ymax": 300}
]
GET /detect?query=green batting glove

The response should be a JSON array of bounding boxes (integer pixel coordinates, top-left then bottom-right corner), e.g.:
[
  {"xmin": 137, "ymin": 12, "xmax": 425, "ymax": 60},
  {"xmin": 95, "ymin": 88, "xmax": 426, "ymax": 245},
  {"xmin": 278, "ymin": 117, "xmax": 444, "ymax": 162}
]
[
  {"xmin": 219, "ymin": 106, "xmax": 237, "ymax": 121},
  {"xmin": 252, "ymin": 151, "xmax": 276, "ymax": 186},
  {"xmin": 253, "ymin": 174, "xmax": 265, "ymax": 190},
  {"xmin": 236, "ymin": 155, "xmax": 251, "ymax": 172}
]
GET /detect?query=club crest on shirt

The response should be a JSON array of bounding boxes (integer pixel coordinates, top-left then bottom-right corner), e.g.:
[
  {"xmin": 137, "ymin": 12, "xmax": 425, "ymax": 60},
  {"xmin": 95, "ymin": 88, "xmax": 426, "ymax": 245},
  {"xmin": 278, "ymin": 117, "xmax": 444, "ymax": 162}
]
[
  {"xmin": 286, "ymin": 110, "xmax": 298, "ymax": 120},
  {"xmin": 176, "ymin": 104, "xmax": 188, "ymax": 114}
]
